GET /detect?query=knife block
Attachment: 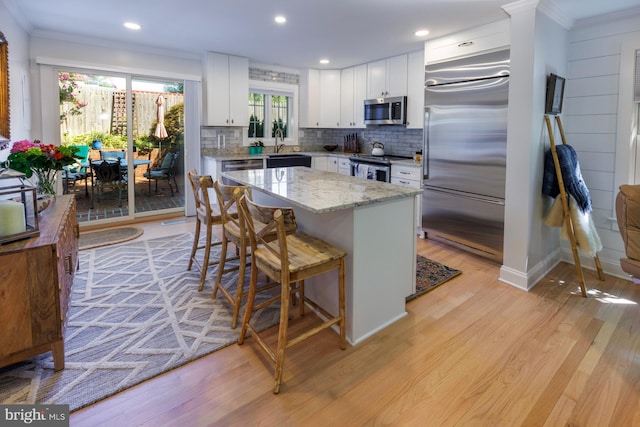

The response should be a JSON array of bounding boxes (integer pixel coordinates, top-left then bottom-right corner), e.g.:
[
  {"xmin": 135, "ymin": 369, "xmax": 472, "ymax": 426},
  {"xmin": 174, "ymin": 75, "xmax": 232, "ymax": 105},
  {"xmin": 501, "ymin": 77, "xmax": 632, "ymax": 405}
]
[{"xmin": 343, "ymin": 139, "xmax": 360, "ymax": 153}]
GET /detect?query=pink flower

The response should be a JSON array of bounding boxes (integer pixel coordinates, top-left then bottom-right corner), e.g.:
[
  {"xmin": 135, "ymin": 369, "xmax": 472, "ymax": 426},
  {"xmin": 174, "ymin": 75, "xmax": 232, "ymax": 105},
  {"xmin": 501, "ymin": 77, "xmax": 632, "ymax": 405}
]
[{"xmin": 10, "ymin": 139, "xmax": 38, "ymax": 153}]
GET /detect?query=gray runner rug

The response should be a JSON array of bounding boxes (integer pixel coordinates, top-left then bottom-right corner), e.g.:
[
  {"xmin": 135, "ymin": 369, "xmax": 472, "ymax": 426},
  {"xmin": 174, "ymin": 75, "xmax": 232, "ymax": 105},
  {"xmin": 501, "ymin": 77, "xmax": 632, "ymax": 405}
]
[{"xmin": 0, "ymin": 233, "xmax": 279, "ymax": 412}]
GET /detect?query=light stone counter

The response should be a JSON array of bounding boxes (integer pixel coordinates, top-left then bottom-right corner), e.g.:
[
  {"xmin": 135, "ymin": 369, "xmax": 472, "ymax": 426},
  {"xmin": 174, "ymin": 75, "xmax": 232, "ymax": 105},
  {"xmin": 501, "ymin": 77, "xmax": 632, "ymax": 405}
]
[
  {"xmin": 222, "ymin": 167, "xmax": 420, "ymax": 214},
  {"xmin": 222, "ymin": 166, "xmax": 419, "ymax": 345}
]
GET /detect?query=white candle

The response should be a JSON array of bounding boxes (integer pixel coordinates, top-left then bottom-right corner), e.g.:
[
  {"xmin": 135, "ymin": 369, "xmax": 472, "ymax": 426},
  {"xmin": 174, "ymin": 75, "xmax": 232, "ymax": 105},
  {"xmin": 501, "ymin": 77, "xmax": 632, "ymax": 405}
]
[{"xmin": 0, "ymin": 200, "xmax": 27, "ymax": 237}]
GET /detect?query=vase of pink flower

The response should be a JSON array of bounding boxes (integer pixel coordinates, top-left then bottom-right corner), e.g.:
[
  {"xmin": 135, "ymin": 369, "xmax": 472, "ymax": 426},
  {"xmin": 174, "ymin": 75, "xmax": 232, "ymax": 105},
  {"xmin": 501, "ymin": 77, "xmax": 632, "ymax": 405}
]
[{"xmin": 1, "ymin": 139, "xmax": 79, "ymax": 196}]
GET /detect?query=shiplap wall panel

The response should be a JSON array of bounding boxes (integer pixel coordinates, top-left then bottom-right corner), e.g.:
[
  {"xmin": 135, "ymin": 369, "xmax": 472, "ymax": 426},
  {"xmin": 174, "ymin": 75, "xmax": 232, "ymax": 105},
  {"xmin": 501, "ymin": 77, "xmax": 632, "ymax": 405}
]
[
  {"xmin": 570, "ymin": 12, "xmax": 640, "ymax": 43},
  {"xmin": 563, "ymin": 114, "xmax": 618, "ymax": 135},
  {"xmin": 589, "ymin": 188, "xmax": 612, "ymax": 211},
  {"xmin": 559, "ymin": 132, "xmax": 616, "ymax": 152},
  {"xmin": 582, "ymin": 170, "xmax": 614, "ymax": 191},
  {"xmin": 569, "ymin": 37, "xmax": 621, "ymax": 61},
  {"xmin": 563, "ymin": 94, "xmax": 618, "ymax": 115},
  {"xmin": 565, "ymin": 75, "xmax": 620, "ymax": 97},
  {"xmin": 578, "ymin": 151, "xmax": 614, "ymax": 172},
  {"xmin": 566, "ymin": 10, "xmax": 640, "ymax": 278},
  {"xmin": 568, "ymin": 56, "xmax": 620, "ymax": 79}
]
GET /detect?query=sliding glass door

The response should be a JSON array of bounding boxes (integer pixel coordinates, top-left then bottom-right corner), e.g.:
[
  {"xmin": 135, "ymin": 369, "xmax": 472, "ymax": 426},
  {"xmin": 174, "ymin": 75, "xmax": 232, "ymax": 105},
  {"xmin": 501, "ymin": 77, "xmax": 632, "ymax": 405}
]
[{"xmin": 59, "ymin": 71, "xmax": 185, "ymax": 224}]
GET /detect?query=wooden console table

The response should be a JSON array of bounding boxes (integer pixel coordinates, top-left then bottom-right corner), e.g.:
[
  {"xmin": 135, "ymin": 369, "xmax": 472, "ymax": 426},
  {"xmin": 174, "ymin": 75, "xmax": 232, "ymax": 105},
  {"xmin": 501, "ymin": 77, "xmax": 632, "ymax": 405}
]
[{"xmin": 0, "ymin": 195, "xmax": 78, "ymax": 370}]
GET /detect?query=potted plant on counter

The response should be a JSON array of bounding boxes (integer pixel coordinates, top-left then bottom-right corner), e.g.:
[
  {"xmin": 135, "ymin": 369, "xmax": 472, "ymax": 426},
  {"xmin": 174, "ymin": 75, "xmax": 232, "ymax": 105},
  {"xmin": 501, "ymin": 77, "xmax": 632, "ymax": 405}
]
[{"xmin": 249, "ymin": 140, "xmax": 264, "ymax": 155}]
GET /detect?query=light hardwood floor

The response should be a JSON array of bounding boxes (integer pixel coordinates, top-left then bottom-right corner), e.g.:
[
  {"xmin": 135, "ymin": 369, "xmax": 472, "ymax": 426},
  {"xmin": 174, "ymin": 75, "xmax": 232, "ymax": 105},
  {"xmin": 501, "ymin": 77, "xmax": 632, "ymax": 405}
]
[{"xmin": 71, "ymin": 220, "xmax": 640, "ymax": 426}]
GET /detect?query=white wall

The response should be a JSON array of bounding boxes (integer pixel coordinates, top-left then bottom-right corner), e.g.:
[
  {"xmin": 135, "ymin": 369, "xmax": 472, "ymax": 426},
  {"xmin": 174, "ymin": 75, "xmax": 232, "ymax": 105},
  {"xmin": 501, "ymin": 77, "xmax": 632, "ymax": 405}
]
[
  {"xmin": 499, "ymin": 4, "xmax": 570, "ymax": 290},
  {"xmin": 0, "ymin": 0, "xmax": 30, "ymax": 163},
  {"xmin": 563, "ymin": 9, "xmax": 640, "ymax": 278}
]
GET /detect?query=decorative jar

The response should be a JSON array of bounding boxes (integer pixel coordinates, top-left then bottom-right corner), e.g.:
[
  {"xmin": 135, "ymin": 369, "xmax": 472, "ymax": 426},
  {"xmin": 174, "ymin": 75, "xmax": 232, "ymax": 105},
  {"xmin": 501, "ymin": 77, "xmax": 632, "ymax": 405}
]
[{"xmin": 0, "ymin": 181, "xmax": 39, "ymax": 244}]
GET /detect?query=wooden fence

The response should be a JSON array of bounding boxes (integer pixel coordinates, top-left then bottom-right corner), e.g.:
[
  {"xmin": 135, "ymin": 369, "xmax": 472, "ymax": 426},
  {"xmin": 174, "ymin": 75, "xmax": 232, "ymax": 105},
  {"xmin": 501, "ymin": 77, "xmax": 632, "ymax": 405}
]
[{"xmin": 60, "ymin": 86, "xmax": 183, "ymax": 138}]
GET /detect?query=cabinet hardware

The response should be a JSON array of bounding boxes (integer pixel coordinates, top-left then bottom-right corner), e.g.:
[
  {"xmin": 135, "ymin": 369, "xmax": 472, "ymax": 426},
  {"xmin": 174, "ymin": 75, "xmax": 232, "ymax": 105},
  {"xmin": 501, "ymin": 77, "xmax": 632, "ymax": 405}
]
[{"xmin": 64, "ymin": 255, "xmax": 73, "ymax": 275}]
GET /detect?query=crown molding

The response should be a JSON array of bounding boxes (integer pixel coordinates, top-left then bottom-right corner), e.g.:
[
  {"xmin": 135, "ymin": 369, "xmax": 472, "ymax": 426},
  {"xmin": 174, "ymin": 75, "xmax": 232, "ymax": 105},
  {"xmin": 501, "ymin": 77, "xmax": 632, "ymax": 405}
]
[{"xmin": 537, "ymin": 0, "xmax": 574, "ymax": 29}]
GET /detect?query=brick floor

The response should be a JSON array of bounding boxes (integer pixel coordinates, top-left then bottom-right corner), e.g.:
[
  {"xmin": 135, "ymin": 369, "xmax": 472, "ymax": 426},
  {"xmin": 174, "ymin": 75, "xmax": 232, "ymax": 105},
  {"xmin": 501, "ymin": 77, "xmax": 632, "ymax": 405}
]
[{"xmin": 70, "ymin": 174, "xmax": 185, "ymax": 223}]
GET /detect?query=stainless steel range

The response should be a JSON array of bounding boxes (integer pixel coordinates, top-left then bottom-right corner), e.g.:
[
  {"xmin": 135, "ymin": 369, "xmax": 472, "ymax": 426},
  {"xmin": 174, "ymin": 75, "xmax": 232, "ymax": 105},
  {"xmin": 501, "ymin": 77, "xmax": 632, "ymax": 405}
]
[{"xmin": 349, "ymin": 154, "xmax": 412, "ymax": 182}]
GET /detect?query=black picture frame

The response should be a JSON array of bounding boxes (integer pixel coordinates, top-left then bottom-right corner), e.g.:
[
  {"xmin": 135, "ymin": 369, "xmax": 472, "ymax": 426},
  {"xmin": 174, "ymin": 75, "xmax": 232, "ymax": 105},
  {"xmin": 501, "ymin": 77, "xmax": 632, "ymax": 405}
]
[{"xmin": 545, "ymin": 73, "xmax": 565, "ymax": 115}]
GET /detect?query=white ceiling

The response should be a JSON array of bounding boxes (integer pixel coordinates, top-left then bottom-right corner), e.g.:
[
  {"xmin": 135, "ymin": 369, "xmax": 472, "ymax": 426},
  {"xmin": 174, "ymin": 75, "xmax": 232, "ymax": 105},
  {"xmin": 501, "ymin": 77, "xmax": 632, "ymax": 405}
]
[{"xmin": 6, "ymin": 0, "xmax": 640, "ymax": 69}]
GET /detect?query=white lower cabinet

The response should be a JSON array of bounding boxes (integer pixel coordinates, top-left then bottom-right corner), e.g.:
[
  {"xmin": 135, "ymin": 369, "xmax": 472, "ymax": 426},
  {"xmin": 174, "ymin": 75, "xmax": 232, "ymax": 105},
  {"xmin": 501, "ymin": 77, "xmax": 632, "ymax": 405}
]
[
  {"xmin": 327, "ymin": 155, "xmax": 339, "ymax": 173},
  {"xmin": 312, "ymin": 155, "xmax": 328, "ymax": 171},
  {"xmin": 391, "ymin": 163, "xmax": 422, "ymax": 234},
  {"xmin": 337, "ymin": 158, "xmax": 351, "ymax": 176}
]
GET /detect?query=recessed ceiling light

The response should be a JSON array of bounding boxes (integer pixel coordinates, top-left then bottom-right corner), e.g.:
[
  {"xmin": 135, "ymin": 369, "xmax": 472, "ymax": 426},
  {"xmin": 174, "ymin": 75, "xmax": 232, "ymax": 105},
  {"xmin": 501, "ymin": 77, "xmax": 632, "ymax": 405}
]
[
  {"xmin": 124, "ymin": 22, "xmax": 141, "ymax": 30},
  {"xmin": 414, "ymin": 29, "xmax": 429, "ymax": 37},
  {"xmin": 274, "ymin": 16, "xmax": 286, "ymax": 24},
  {"xmin": 319, "ymin": 59, "xmax": 330, "ymax": 65}
]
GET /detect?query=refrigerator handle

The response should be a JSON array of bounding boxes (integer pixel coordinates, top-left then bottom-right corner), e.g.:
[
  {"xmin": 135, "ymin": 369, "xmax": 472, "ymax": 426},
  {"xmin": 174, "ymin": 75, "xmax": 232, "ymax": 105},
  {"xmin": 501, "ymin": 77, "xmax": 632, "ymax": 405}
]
[{"xmin": 423, "ymin": 107, "xmax": 430, "ymax": 180}]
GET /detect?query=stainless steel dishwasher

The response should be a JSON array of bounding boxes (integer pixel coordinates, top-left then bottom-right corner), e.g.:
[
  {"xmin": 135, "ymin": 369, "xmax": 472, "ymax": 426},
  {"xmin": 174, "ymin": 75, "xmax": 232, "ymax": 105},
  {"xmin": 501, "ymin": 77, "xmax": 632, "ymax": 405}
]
[
  {"xmin": 220, "ymin": 158, "xmax": 264, "ymax": 184},
  {"xmin": 220, "ymin": 158, "xmax": 264, "ymax": 172}
]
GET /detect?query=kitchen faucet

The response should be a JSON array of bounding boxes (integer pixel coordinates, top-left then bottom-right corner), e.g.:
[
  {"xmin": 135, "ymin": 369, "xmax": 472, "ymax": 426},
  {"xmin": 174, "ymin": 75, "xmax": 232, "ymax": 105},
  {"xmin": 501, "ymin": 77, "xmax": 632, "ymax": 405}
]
[{"xmin": 274, "ymin": 128, "xmax": 285, "ymax": 153}]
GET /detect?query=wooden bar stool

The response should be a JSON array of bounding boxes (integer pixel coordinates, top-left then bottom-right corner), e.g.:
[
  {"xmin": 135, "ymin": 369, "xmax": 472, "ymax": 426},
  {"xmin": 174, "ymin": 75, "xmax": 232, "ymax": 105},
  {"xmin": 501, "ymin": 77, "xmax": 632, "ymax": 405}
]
[
  {"xmin": 186, "ymin": 170, "xmax": 225, "ymax": 291},
  {"xmin": 209, "ymin": 177, "xmax": 251, "ymax": 328},
  {"xmin": 211, "ymin": 179, "xmax": 298, "ymax": 329},
  {"xmin": 238, "ymin": 191, "xmax": 347, "ymax": 394}
]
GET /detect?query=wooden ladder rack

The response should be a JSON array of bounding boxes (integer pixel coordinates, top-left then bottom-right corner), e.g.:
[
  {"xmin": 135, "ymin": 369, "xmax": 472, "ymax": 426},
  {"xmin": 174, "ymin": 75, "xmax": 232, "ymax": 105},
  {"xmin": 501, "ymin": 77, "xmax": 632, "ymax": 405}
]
[{"xmin": 544, "ymin": 114, "xmax": 604, "ymax": 297}]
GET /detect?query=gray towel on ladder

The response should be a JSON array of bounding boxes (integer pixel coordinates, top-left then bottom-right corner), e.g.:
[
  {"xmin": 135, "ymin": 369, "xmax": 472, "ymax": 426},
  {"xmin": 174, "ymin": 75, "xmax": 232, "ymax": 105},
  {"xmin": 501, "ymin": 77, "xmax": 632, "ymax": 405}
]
[{"xmin": 542, "ymin": 144, "xmax": 592, "ymax": 213}]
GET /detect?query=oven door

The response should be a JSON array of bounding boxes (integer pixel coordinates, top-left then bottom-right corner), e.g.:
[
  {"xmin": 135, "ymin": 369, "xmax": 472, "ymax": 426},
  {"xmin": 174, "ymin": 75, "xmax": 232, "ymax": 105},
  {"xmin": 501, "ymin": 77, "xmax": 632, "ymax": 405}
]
[{"xmin": 350, "ymin": 161, "xmax": 390, "ymax": 182}]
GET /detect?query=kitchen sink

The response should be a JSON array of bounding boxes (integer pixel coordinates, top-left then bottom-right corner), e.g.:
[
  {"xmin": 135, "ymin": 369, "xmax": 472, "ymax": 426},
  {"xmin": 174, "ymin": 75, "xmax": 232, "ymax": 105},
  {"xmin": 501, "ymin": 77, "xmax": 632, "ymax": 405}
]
[{"xmin": 266, "ymin": 154, "xmax": 312, "ymax": 168}]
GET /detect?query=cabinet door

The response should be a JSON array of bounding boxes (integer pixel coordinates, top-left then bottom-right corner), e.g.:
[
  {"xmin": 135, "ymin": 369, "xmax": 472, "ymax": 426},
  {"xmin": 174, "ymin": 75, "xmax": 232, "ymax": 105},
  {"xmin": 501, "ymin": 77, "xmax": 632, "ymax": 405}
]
[
  {"xmin": 205, "ymin": 53, "xmax": 248, "ymax": 127},
  {"xmin": 340, "ymin": 67, "xmax": 355, "ymax": 127},
  {"xmin": 205, "ymin": 52, "xmax": 230, "ymax": 126},
  {"xmin": 385, "ymin": 54, "xmax": 408, "ymax": 97},
  {"xmin": 353, "ymin": 64, "xmax": 367, "ymax": 128},
  {"xmin": 338, "ymin": 158, "xmax": 351, "ymax": 175},
  {"xmin": 313, "ymin": 156, "xmax": 328, "ymax": 171},
  {"xmin": 319, "ymin": 70, "xmax": 341, "ymax": 128},
  {"xmin": 327, "ymin": 156, "xmax": 339, "ymax": 173},
  {"xmin": 406, "ymin": 50, "xmax": 424, "ymax": 129},
  {"xmin": 340, "ymin": 65, "xmax": 367, "ymax": 128},
  {"xmin": 367, "ymin": 59, "xmax": 387, "ymax": 98},
  {"xmin": 228, "ymin": 55, "xmax": 249, "ymax": 127},
  {"xmin": 300, "ymin": 69, "xmax": 320, "ymax": 127}
]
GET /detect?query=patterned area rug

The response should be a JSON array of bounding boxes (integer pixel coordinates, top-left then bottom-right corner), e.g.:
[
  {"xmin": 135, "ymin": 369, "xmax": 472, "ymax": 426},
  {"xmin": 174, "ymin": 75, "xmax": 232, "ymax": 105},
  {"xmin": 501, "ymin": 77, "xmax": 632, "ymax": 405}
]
[
  {"xmin": 78, "ymin": 226, "xmax": 144, "ymax": 250},
  {"xmin": 406, "ymin": 255, "xmax": 462, "ymax": 301},
  {"xmin": 0, "ymin": 233, "xmax": 279, "ymax": 412}
]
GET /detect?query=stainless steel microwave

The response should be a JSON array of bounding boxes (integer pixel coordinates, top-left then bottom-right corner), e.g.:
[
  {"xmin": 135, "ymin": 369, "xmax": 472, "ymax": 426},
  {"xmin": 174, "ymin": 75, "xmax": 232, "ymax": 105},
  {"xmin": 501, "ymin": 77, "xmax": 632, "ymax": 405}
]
[{"xmin": 364, "ymin": 96, "xmax": 407, "ymax": 125}]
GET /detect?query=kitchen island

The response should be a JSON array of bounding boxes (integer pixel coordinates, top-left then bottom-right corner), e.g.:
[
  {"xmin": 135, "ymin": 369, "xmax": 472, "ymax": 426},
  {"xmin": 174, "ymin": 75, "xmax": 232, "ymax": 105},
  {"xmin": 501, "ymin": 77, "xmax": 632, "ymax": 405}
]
[{"xmin": 222, "ymin": 167, "xmax": 421, "ymax": 345}]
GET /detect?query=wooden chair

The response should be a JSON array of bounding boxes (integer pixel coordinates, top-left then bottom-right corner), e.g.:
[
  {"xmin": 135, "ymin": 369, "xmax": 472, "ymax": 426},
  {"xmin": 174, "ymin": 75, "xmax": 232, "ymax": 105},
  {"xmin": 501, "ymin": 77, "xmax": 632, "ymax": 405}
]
[
  {"xmin": 237, "ymin": 190, "xmax": 347, "ymax": 394},
  {"xmin": 210, "ymin": 178, "xmax": 253, "ymax": 328},
  {"xmin": 186, "ymin": 170, "xmax": 224, "ymax": 291},
  {"xmin": 211, "ymin": 179, "xmax": 298, "ymax": 329}
]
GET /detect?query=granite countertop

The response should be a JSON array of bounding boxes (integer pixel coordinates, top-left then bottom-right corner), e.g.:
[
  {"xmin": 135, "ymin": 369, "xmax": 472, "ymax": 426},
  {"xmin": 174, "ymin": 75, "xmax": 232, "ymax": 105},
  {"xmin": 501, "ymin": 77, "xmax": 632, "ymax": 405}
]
[{"xmin": 222, "ymin": 167, "xmax": 421, "ymax": 214}]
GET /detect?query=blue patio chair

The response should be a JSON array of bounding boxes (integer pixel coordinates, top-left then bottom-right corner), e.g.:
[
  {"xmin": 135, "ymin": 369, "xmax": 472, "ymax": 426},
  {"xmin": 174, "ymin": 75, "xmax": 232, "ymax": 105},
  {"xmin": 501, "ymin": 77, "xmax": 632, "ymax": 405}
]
[{"xmin": 144, "ymin": 152, "xmax": 179, "ymax": 196}]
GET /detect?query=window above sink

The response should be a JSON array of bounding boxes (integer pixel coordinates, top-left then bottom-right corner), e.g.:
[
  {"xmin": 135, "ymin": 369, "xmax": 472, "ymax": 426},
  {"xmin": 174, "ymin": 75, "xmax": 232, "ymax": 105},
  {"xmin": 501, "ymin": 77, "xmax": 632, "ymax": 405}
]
[{"xmin": 247, "ymin": 80, "xmax": 299, "ymax": 148}]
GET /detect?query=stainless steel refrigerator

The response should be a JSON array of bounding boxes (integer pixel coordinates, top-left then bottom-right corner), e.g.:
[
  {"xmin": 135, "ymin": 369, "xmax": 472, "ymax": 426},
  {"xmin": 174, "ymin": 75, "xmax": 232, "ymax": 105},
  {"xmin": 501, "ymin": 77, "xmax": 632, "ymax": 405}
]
[{"xmin": 422, "ymin": 49, "xmax": 509, "ymax": 262}]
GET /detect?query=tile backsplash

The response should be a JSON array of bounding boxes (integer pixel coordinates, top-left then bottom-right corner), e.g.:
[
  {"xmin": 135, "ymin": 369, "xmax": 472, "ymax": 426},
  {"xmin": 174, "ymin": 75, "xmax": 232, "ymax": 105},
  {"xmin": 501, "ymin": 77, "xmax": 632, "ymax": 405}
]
[{"xmin": 201, "ymin": 125, "xmax": 423, "ymax": 158}]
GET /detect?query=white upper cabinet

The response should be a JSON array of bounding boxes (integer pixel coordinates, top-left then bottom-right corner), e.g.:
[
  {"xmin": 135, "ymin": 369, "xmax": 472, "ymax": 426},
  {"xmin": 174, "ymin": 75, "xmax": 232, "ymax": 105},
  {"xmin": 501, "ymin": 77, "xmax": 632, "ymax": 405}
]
[
  {"xmin": 424, "ymin": 19, "xmax": 510, "ymax": 64},
  {"xmin": 301, "ymin": 69, "xmax": 341, "ymax": 128},
  {"xmin": 340, "ymin": 64, "xmax": 367, "ymax": 128},
  {"xmin": 406, "ymin": 50, "xmax": 425, "ymax": 129},
  {"xmin": 319, "ymin": 70, "xmax": 341, "ymax": 128},
  {"xmin": 299, "ymin": 69, "xmax": 320, "ymax": 128},
  {"xmin": 367, "ymin": 54, "xmax": 408, "ymax": 98},
  {"xmin": 204, "ymin": 52, "xmax": 249, "ymax": 126}
]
